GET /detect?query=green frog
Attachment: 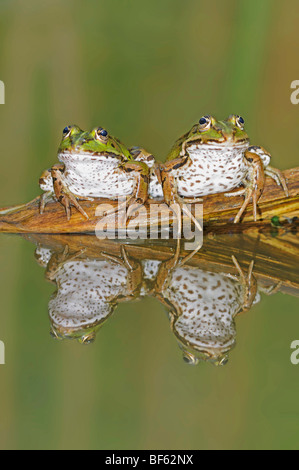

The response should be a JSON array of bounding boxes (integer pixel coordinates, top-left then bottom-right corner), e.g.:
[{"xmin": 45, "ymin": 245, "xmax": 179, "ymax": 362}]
[
  {"xmin": 160, "ymin": 114, "xmax": 288, "ymax": 223},
  {"xmin": 39, "ymin": 125, "xmax": 150, "ymax": 220}
]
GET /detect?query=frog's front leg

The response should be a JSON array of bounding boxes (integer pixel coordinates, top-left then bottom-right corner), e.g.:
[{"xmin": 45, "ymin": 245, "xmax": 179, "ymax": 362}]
[
  {"xmin": 101, "ymin": 161, "xmax": 150, "ymax": 222},
  {"xmin": 160, "ymin": 156, "xmax": 203, "ymax": 234},
  {"xmin": 122, "ymin": 160, "xmax": 150, "ymax": 218},
  {"xmin": 226, "ymin": 146, "xmax": 288, "ymax": 223},
  {"xmin": 232, "ymin": 150, "xmax": 265, "ymax": 223},
  {"xmin": 226, "ymin": 256, "xmax": 258, "ymax": 315},
  {"xmin": 100, "ymin": 246, "xmax": 143, "ymax": 300},
  {"xmin": 45, "ymin": 245, "xmax": 86, "ymax": 282},
  {"xmin": 51, "ymin": 164, "xmax": 89, "ymax": 221},
  {"xmin": 151, "ymin": 238, "xmax": 181, "ymax": 296}
]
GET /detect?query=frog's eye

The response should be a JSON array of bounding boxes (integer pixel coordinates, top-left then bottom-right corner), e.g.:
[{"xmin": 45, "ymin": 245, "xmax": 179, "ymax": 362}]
[
  {"xmin": 198, "ymin": 115, "xmax": 212, "ymax": 129},
  {"xmin": 182, "ymin": 352, "xmax": 199, "ymax": 365},
  {"xmin": 236, "ymin": 116, "xmax": 245, "ymax": 129},
  {"xmin": 95, "ymin": 127, "xmax": 109, "ymax": 143},
  {"xmin": 62, "ymin": 126, "xmax": 72, "ymax": 138},
  {"xmin": 49, "ymin": 328, "xmax": 62, "ymax": 341},
  {"xmin": 79, "ymin": 333, "xmax": 96, "ymax": 345}
]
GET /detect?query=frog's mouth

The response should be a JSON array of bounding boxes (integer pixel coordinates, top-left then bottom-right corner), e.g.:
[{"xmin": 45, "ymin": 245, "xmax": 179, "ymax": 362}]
[
  {"xmin": 189, "ymin": 139, "xmax": 249, "ymax": 149},
  {"xmin": 58, "ymin": 150, "xmax": 125, "ymax": 162}
]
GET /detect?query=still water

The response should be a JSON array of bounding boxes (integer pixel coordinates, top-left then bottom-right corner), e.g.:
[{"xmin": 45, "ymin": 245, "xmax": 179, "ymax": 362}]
[{"xmin": 0, "ymin": 228, "xmax": 298, "ymax": 449}]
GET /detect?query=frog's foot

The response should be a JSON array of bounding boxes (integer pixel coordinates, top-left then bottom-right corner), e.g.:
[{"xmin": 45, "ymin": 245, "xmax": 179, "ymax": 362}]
[
  {"xmin": 226, "ymin": 256, "xmax": 257, "ymax": 314},
  {"xmin": 45, "ymin": 245, "xmax": 87, "ymax": 281},
  {"xmin": 51, "ymin": 165, "xmax": 89, "ymax": 221},
  {"xmin": 99, "ymin": 161, "xmax": 150, "ymax": 226},
  {"xmin": 153, "ymin": 238, "xmax": 181, "ymax": 293},
  {"xmin": 160, "ymin": 159, "xmax": 202, "ymax": 234},
  {"xmin": 232, "ymin": 186, "xmax": 257, "ymax": 224},
  {"xmin": 178, "ymin": 236, "xmax": 203, "ymax": 267},
  {"xmin": 97, "ymin": 195, "xmax": 135, "ymax": 223},
  {"xmin": 100, "ymin": 245, "xmax": 133, "ymax": 269},
  {"xmin": 265, "ymin": 166, "xmax": 289, "ymax": 197},
  {"xmin": 259, "ymin": 281, "xmax": 282, "ymax": 295},
  {"xmin": 178, "ymin": 196, "xmax": 203, "ymax": 204},
  {"xmin": 39, "ymin": 191, "xmax": 55, "ymax": 214},
  {"xmin": 226, "ymin": 150, "xmax": 266, "ymax": 223},
  {"xmin": 101, "ymin": 246, "xmax": 142, "ymax": 298}
]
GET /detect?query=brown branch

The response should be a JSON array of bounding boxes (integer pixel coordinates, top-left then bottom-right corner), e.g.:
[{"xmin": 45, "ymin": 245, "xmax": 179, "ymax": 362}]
[{"xmin": 0, "ymin": 167, "xmax": 298, "ymax": 234}]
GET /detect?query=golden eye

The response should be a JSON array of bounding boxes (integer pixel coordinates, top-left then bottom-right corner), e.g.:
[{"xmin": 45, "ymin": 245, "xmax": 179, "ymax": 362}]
[
  {"xmin": 198, "ymin": 115, "xmax": 212, "ymax": 129},
  {"xmin": 182, "ymin": 351, "xmax": 199, "ymax": 365},
  {"xmin": 62, "ymin": 126, "xmax": 72, "ymax": 139},
  {"xmin": 80, "ymin": 333, "xmax": 96, "ymax": 345},
  {"xmin": 219, "ymin": 356, "xmax": 229, "ymax": 366},
  {"xmin": 95, "ymin": 127, "xmax": 109, "ymax": 143},
  {"xmin": 236, "ymin": 115, "xmax": 245, "ymax": 129}
]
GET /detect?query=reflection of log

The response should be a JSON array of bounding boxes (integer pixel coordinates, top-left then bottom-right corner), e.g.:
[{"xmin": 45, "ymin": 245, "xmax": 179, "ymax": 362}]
[
  {"xmin": 23, "ymin": 229, "xmax": 299, "ymax": 297},
  {"xmin": 0, "ymin": 167, "xmax": 298, "ymax": 234}
]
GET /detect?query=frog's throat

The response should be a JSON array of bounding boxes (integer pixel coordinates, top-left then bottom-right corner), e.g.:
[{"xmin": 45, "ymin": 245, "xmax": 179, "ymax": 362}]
[
  {"xmin": 187, "ymin": 140, "xmax": 249, "ymax": 149},
  {"xmin": 58, "ymin": 151, "xmax": 125, "ymax": 161}
]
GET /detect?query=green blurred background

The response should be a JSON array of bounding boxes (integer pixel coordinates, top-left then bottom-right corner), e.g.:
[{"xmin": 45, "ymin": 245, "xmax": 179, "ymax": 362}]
[{"xmin": 0, "ymin": 0, "xmax": 299, "ymax": 450}]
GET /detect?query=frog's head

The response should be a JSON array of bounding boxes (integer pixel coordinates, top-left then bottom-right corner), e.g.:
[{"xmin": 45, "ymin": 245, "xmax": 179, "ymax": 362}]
[
  {"xmin": 169, "ymin": 309, "xmax": 236, "ymax": 367},
  {"xmin": 58, "ymin": 125, "xmax": 132, "ymax": 160},
  {"xmin": 185, "ymin": 114, "xmax": 249, "ymax": 148}
]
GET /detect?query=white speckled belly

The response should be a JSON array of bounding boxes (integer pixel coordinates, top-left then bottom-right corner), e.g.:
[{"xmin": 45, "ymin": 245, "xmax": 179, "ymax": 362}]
[
  {"xmin": 164, "ymin": 267, "xmax": 245, "ymax": 351},
  {"xmin": 149, "ymin": 170, "xmax": 164, "ymax": 199},
  {"xmin": 49, "ymin": 259, "xmax": 128, "ymax": 330},
  {"xmin": 176, "ymin": 143, "xmax": 249, "ymax": 197},
  {"xmin": 61, "ymin": 154, "xmax": 135, "ymax": 198}
]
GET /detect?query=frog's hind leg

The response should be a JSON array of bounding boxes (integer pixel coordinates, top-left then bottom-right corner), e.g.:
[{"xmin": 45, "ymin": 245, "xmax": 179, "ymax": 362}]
[
  {"xmin": 226, "ymin": 256, "xmax": 258, "ymax": 314},
  {"xmin": 265, "ymin": 166, "xmax": 289, "ymax": 197},
  {"xmin": 225, "ymin": 150, "xmax": 265, "ymax": 223}
]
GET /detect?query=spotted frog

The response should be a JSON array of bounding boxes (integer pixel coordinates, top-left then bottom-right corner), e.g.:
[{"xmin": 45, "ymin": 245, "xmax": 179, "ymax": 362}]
[
  {"xmin": 39, "ymin": 125, "xmax": 150, "ymax": 220},
  {"xmin": 160, "ymin": 115, "xmax": 288, "ymax": 223}
]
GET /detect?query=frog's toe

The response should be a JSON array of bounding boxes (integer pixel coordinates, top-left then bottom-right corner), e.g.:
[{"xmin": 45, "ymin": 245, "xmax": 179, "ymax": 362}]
[
  {"xmin": 233, "ymin": 188, "xmax": 253, "ymax": 223},
  {"xmin": 265, "ymin": 167, "xmax": 289, "ymax": 197},
  {"xmin": 65, "ymin": 193, "xmax": 89, "ymax": 220},
  {"xmin": 225, "ymin": 188, "xmax": 246, "ymax": 198},
  {"xmin": 39, "ymin": 191, "xmax": 54, "ymax": 214}
]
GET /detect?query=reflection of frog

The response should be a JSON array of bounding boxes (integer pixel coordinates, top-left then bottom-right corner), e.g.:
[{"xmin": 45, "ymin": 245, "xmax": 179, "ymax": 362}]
[
  {"xmin": 36, "ymin": 245, "xmax": 142, "ymax": 343},
  {"xmin": 35, "ymin": 240, "xmax": 281, "ymax": 364},
  {"xmin": 147, "ymin": 247, "xmax": 260, "ymax": 365}
]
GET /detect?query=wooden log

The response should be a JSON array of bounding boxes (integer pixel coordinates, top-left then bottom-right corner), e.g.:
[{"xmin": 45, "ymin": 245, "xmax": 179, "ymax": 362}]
[{"xmin": 0, "ymin": 167, "xmax": 298, "ymax": 234}]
